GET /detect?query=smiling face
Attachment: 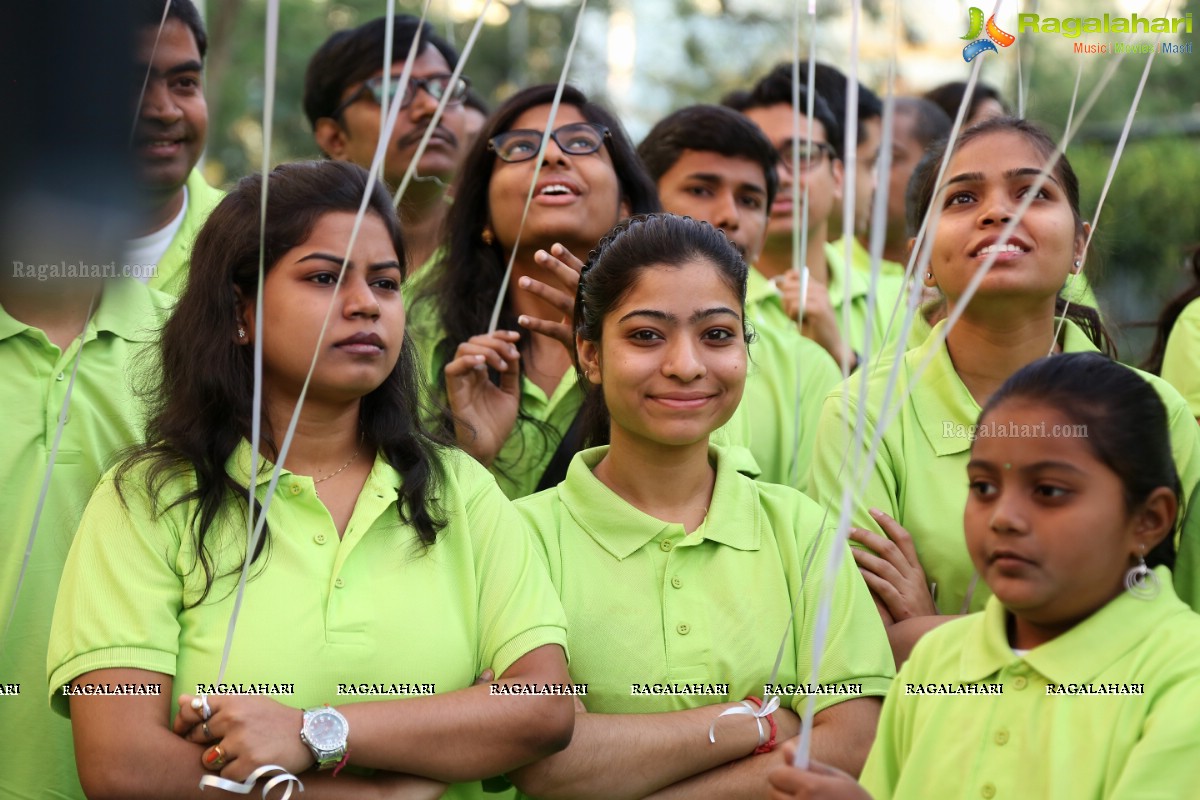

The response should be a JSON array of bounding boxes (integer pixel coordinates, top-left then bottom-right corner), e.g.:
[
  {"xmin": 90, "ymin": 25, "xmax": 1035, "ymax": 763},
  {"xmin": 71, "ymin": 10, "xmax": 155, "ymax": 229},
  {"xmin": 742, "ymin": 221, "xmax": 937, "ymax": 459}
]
[
  {"xmin": 927, "ymin": 130, "xmax": 1084, "ymax": 308},
  {"xmin": 320, "ymin": 46, "xmax": 466, "ymax": 190},
  {"xmin": 241, "ymin": 211, "xmax": 405, "ymax": 405},
  {"xmin": 742, "ymin": 103, "xmax": 843, "ymax": 242},
  {"xmin": 578, "ymin": 259, "xmax": 747, "ymax": 449},
  {"xmin": 964, "ymin": 400, "xmax": 1170, "ymax": 648},
  {"xmin": 655, "ymin": 150, "xmax": 769, "ymax": 264},
  {"xmin": 486, "ymin": 103, "xmax": 627, "ymax": 252},
  {"xmin": 134, "ymin": 18, "xmax": 208, "ymax": 198}
]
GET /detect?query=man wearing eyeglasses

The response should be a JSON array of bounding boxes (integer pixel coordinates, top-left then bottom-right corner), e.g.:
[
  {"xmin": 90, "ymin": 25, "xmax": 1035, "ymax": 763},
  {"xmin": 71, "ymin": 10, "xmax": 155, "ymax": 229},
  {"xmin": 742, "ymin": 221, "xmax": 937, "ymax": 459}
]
[
  {"xmin": 305, "ymin": 16, "xmax": 469, "ymax": 274},
  {"xmin": 727, "ymin": 67, "xmax": 906, "ymax": 371}
]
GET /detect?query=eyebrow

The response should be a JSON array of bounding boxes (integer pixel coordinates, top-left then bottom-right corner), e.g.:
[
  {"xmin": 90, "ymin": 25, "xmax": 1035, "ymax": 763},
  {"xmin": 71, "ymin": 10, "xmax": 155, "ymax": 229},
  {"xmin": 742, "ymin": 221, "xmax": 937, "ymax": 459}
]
[
  {"xmin": 967, "ymin": 458, "xmax": 1087, "ymax": 476},
  {"xmin": 941, "ymin": 167, "xmax": 1061, "ymax": 193},
  {"xmin": 297, "ymin": 252, "xmax": 403, "ymax": 272},
  {"xmin": 685, "ymin": 173, "xmax": 767, "ymax": 194},
  {"xmin": 618, "ymin": 306, "xmax": 741, "ymax": 324}
]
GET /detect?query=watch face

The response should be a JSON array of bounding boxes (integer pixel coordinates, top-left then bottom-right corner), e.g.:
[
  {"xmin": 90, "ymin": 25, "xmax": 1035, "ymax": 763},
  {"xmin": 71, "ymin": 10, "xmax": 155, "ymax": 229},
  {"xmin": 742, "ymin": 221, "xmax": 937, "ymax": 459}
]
[{"xmin": 306, "ymin": 709, "xmax": 348, "ymax": 749}]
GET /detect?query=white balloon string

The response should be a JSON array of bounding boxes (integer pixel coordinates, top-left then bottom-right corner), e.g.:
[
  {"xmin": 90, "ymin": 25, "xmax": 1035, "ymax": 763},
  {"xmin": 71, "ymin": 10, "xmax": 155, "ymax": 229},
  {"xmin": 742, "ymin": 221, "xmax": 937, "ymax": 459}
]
[
  {"xmin": 380, "ymin": 0, "xmax": 396, "ymax": 123},
  {"xmin": 486, "ymin": 0, "xmax": 590, "ymax": 334},
  {"xmin": 129, "ymin": 0, "xmax": 172, "ymax": 145},
  {"xmin": 200, "ymin": 765, "xmax": 304, "ymax": 798}
]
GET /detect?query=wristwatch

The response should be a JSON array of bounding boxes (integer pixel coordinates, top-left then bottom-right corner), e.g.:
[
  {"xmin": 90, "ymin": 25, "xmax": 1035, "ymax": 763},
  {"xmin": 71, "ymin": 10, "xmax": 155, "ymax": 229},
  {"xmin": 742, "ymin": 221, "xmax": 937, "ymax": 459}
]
[{"xmin": 300, "ymin": 705, "xmax": 349, "ymax": 770}]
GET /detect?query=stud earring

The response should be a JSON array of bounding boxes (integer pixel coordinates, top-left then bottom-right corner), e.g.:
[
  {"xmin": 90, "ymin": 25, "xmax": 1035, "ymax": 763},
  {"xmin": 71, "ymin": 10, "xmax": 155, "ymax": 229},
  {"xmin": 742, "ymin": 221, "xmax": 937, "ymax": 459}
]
[
  {"xmin": 924, "ymin": 271, "xmax": 933, "ymax": 281},
  {"xmin": 481, "ymin": 228, "xmax": 495, "ymax": 246},
  {"xmin": 1124, "ymin": 549, "xmax": 1161, "ymax": 600},
  {"xmin": 237, "ymin": 328, "xmax": 246, "ymax": 339},
  {"xmin": 1072, "ymin": 259, "xmax": 1082, "ymax": 273}
]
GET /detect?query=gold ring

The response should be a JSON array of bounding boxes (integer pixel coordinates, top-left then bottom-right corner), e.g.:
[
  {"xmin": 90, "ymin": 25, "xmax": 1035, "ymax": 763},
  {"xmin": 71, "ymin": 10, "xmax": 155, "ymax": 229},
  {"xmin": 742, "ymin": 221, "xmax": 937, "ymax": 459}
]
[
  {"xmin": 202, "ymin": 721, "xmax": 211, "ymax": 739},
  {"xmin": 203, "ymin": 744, "xmax": 226, "ymax": 770}
]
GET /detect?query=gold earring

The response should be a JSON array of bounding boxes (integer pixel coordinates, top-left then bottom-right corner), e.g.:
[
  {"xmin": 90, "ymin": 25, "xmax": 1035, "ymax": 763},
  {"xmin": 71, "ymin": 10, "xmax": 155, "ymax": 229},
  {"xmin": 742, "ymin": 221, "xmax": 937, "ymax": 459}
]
[{"xmin": 481, "ymin": 228, "xmax": 495, "ymax": 246}]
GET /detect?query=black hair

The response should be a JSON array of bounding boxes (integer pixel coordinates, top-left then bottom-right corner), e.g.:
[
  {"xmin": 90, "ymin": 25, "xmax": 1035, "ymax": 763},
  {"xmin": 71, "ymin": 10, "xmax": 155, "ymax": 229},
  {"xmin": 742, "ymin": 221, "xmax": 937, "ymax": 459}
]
[
  {"xmin": 978, "ymin": 352, "xmax": 1181, "ymax": 569},
  {"xmin": 637, "ymin": 104, "xmax": 780, "ymax": 209},
  {"xmin": 303, "ymin": 15, "xmax": 460, "ymax": 128},
  {"xmin": 893, "ymin": 96, "xmax": 953, "ymax": 149},
  {"xmin": 464, "ymin": 88, "xmax": 490, "ymax": 116},
  {"xmin": 1144, "ymin": 245, "xmax": 1200, "ymax": 375},
  {"xmin": 574, "ymin": 213, "xmax": 753, "ymax": 446},
  {"xmin": 734, "ymin": 64, "xmax": 842, "ymax": 158},
  {"xmin": 420, "ymin": 84, "xmax": 660, "ymax": 470},
  {"xmin": 118, "ymin": 160, "xmax": 447, "ymax": 605},
  {"xmin": 812, "ymin": 61, "xmax": 884, "ymax": 155},
  {"xmin": 906, "ymin": 116, "xmax": 1114, "ymax": 356},
  {"xmin": 134, "ymin": 0, "xmax": 207, "ymax": 59},
  {"xmin": 924, "ymin": 80, "xmax": 1009, "ymax": 124}
]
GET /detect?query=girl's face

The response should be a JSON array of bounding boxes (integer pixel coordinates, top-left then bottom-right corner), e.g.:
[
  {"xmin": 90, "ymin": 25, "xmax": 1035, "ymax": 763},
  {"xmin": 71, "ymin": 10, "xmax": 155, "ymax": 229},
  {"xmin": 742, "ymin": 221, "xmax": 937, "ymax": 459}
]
[
  {"xmin": 927, "ymin": 130, "xmax": 1085, "ymax": 309},
  {"xmin": 487, "ymin": 103, "xmax": 628, "ymax": 250},
  {"xmin": 578, "ymin": 259, "xmax": 747, "ymax": 449},
  {"xmin": 241, "ymin": 211, "xmax": 406, "ymax": 404},
  {"xmin": 964, "ymin": 399, "xmax": 1174, "ymax": 649}
]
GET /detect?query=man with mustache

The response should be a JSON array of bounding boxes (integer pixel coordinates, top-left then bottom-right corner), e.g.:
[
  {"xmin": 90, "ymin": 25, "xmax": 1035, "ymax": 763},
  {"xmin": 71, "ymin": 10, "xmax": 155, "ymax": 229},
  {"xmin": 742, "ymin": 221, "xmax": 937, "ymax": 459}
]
[
  {"xmin": 305, "ymin": 16, "xmax": 469, "ymax": 277},
  {"xmin": 638, "ymin": 104, "xmax": 841, "ymax": 490},
  {"xmin": 127, "ymin": 0, "xmax": 222, "ymax": 296}
]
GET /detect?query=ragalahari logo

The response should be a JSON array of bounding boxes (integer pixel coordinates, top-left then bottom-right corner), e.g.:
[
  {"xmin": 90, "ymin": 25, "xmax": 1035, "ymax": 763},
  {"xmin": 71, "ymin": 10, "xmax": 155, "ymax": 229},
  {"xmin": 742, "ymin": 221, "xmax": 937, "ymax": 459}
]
[{"xmin": 962, "ymin": 7, "xmax": 1016, "ymax": 62}]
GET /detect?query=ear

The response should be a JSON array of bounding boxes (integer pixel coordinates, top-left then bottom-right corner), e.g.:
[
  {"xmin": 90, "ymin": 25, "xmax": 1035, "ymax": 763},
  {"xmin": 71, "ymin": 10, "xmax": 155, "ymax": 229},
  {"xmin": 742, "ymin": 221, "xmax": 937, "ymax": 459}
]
[
  {"xmin": 233, "ymin": 285, "xmax": 255, "ymax": 345},
  {"xmin": 618, "ymin": 196, "xmax": 631, "ymax": 221},
  {"xmin": 830, "ymin": 158, "xmax": 845, "ymax": 201},
  {"xmin": 576, "ymin": 334, "xmax": 602, "ymax": 385},
  {"xmin": 1130, "ymin": 486, "xmax": 1178, "ymax": 557},
  {"xmin": 314, "ymin": 118, "xmax": 350, "ymax": 160},
  {"xmin": 1073, "ymin": 221, "xmax": 1091, "ymax": 271}
]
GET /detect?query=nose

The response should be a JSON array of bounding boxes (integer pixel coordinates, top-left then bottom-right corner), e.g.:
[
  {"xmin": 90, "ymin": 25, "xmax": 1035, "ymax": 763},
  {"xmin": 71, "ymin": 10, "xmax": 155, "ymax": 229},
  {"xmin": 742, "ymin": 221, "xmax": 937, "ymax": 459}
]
[
  {"xmin": 140, "ymin": 78, "xmax": 182, "ymax": 123},
  {"xmin": 407, "ymin": 80, "xmax": 439, "ymax": 120},
  {"xmin": 540, "ymin": 132, "xmax": 570, "ymax": 168},
  {"xmin": 342, "ymin": 276, "xmax": 381, "ymax": 319},
  {"xmin": 989, "ymin": 485, "xmax": 1027, "ymax": 536},
  {"xmin": 776, "ymin": 159, "xmax": 793, "ymax": 188},
  {"xmin": 978, "ymin": 190, "xmax": 1014, "ymax": 227},
  {"xmin": 712, "ymin": 189, "xmax": 741, "ymax": 234},
  {"xmin": 662, "ymin": 336, "xmax": 706, "ymax": 382}
]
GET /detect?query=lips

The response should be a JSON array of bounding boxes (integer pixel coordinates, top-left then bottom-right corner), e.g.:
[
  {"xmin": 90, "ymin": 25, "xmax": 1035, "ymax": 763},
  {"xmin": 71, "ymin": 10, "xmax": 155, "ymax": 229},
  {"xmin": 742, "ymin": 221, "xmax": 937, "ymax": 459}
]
[
  {"xmin": 988, "ymin": 549, "xmax": 1036, "ymax": 568},
  {"xmin": 531, "ymin": 174, "xmax": 584, "ymax": 206},
  {"xmin": 649, "ymin": 391, "xmax": 716, "ymax": 410},
  {"xmin": 334, "ymin": 331, "xmax": 385, "ymax": 355},
  {"xmin": 398, "ymin": 125, "xmax": 458, "ymax": 150},
  {"xmin": 970, "ymin": 234, "xmax": 1031, "ymax": 259},
  {"xmin": 134, "ymin": 128, "xmax": 190, "ymax": 158}
]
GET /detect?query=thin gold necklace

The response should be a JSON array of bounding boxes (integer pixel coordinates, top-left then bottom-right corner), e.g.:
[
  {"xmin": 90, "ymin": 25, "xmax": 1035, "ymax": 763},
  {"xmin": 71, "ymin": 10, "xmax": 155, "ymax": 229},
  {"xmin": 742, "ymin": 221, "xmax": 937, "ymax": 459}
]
[{"xmin": 313, "ymin": 433, "xmax": 364, "ymax": 497}]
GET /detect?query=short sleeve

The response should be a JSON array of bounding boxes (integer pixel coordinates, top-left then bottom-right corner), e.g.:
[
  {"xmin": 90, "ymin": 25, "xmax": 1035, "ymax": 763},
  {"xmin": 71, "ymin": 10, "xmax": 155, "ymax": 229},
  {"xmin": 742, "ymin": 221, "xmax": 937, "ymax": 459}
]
[
  {"xmin": 46, "ymin": 469, "xmax": 186, "ymax": 716},
  {"xmin": 857, "ymin": 654, "xmax": 922, "ymax": 800},
  {"xmin": 1105, "ymin": 667, "xmax": 1200, "ymax": 798},
  {"xmin": 460, "ymin": 460, "xmax": 569, "ymax": 677},
  {"xmin": 789, "ymin": 493, "xmax": 895, "ymax": 715},
  {"xmin": 1161, "ymin": 302, "xmax": 1200, "ymax": 416}
]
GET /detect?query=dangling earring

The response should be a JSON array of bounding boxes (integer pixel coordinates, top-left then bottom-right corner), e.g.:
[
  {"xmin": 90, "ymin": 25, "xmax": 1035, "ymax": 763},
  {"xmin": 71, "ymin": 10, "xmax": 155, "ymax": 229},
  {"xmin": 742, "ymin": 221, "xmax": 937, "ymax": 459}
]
[
  {"xmin": 481, "ymin": 227, "xmax": 495, "ymax": 246},
  {"xmin": 237, "ymin": 327, "xmax": 246, "ymax": 339},
  {"xmin": 1124, "ymin": 551, "xmax": 1161, "ymax": 600}
]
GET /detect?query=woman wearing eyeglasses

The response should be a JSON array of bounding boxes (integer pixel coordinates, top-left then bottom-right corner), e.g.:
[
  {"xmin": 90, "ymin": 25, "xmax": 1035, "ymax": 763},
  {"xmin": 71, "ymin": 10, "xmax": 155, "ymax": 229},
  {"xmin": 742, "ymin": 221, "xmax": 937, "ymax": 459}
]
[{"xmin": 409, "ymin": 84, "xmax": 660, "ymax": 499}]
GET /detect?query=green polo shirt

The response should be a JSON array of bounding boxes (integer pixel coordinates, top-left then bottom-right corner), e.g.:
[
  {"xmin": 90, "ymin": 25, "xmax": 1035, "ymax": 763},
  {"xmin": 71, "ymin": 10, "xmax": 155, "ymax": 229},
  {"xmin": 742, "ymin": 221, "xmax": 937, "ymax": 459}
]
[
  {"xmin": 743, "ymin": 268, "xmax": 842, "ymax": 490},
  {"xmin": 861, "ymin": 569, "xmax": 1200, "ymax": 799},
  {"xmin": 47, "ymin": 443, "xmax": 567, "ymax": 800},
  {"xmin": 1161, "ymin": 297, "xmax": 1200, "ymax": 418},
  {"xmin": 147, "ymin": 168, "xmax": 225, "ymax": 296},
  {"xmin": 825, "ymin": 242, "xmax": 908, "ymax": 358},
  {"xmin": 838, "ymin": 235, "xmax": 905, "ymax": 278},
  {"xmin": 515, "ymin": 445, "xmax": 893, "ymax": 718},
  {"xmin": 0, "ymin": 279, "xmax": 171, "ymax": 800},
  {"xmin": 807, "ymin": 319, "xmax": 1200, "ymax": 616}
]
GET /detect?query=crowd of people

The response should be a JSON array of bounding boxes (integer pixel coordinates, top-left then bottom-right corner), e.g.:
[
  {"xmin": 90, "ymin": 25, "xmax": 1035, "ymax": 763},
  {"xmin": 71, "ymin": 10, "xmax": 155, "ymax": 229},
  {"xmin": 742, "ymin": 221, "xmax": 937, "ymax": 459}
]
[{"xmin": 3, "ymin": 2, "xmax": 1200, "ymax": 799}]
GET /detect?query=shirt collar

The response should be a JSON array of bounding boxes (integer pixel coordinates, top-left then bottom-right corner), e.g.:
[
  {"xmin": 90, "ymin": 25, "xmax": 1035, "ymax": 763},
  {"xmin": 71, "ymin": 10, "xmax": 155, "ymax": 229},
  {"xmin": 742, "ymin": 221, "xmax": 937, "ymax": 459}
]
[
  {"xmin": 959, "ymin": 567, "xmax": 1182, "ymax": 683},
  {"xmin": 746, "ymin": 265, "xmax": 781, "ymax": 308},
  {"xmin": 911, "ymin": 318, "xmax": 1100, "ymax": 457},
  {"xmin": 557, "ymin": 444, "xmax": 762, "ymax": 560},
  {"xmin": 0, "ymin": 278, "xmax": 169, "ymax": 345},
  {"xmin": 225, "ymin": 438, "xmax": 396, "ymax": 496}
]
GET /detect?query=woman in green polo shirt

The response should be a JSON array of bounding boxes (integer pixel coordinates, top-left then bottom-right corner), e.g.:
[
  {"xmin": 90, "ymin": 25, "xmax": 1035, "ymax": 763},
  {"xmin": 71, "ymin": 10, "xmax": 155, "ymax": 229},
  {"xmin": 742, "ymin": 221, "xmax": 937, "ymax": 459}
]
[
  {"xmin": 807, "ymin": 117, "xmax": 1200, "ymax": 638},
  {"xmin": 47, "ymin": 161, "xmax": 573, "ymax": 799},
  {"xmin": 768, "ymin": 354, "xmax": 1200, "ymax": 800},
  {"xmin": 509, "ymin": 214, "xmax": 894, "ymax": 799},
  {"xmin": 406, "ymin": 83, "xmax": 660, "ymax": 500}
]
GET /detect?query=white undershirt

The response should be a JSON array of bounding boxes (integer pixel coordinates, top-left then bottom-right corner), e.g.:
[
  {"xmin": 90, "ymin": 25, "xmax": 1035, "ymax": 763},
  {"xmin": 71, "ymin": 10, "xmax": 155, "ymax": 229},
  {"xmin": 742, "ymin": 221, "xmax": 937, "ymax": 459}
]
[{"xmin": 125, "ymin": 187, "xmax": 188, "ymax": 283}]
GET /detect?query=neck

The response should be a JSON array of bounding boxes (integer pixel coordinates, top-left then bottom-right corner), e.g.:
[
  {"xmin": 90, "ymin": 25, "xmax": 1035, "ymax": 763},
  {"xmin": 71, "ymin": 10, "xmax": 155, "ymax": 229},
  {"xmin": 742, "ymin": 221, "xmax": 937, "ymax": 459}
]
[
  {"xmin": 945, "ymin": 301, "xmax": 1059, "ymax": 405},
  {"xmin": 398, "ymin": 189, "xmax": 449, "ymax": 275},
  {"xmin": 879, "ymin": 223, "xmax": 910, "ymax": 266},
  {"xmin": 0, "ymin": 280, "xmax": 101, "ymax": 349},
  {"xmin": 262, "ymin": 392, "xmax": 364, "ymax": 478},
  {"xmin": 757, "ymin": 223, "xmax": 829, "ymax": 284},
  {"xmin": 593, "ymin": 428, "xmax": 715, "ymax": 533},
  {"xmin": 136, "ymin": 187, "xmax": 187, "ymax": 238}
]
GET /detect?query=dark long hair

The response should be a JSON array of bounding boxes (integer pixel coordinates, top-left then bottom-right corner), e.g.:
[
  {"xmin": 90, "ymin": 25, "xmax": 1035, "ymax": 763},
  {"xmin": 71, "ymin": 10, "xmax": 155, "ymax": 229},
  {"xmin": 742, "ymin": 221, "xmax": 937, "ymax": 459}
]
[
  {"xmin": 420, "ymin": 84, "xmax": 660, "ymax": 453},
  {"xmin": 1144, "ymin": 245, "xmax": 1200, "ymax": 374},
  {"xmin": 574, "ymin": 213, "xmax": 753, "ymax": 446},
  {"xmin": 978, "ymin": 352, "xmax": 1181, "ymax": 569},
  {"xmin": 907, "ymin": 116, "xmax": 1115, "ymax": 356},
  {"xmin": 119, "ymin": 160, "xmax": 447, "ymax": 605}
]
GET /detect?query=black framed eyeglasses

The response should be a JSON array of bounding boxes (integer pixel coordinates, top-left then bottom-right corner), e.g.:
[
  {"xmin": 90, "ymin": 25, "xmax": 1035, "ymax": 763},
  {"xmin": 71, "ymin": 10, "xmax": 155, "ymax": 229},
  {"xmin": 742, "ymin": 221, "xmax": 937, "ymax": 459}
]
[
  {"xmin": 331, "ymin": 73, "xmax": 471, "ymax": 119},
  {"xmin": 488, "ymin": 122, "xmax": 611, "ymax": 163},
  {"xmin": 778, "ymin": 140, "xmax": 835, "ymax": 172}
]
